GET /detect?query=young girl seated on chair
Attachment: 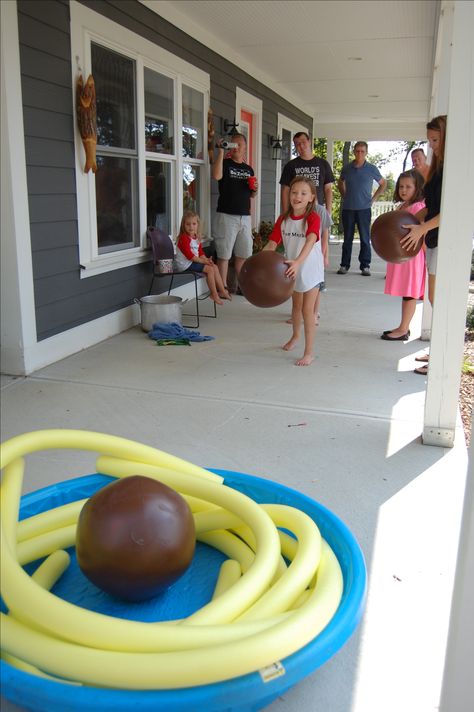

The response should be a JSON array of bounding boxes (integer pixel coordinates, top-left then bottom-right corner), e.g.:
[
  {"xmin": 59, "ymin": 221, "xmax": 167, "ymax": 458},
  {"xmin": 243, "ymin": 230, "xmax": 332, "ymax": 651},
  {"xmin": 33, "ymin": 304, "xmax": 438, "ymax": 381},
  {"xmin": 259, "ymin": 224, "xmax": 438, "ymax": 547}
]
[{"xmin": 175, "ymin": 211, "xmax": 231, "ymax": 305}]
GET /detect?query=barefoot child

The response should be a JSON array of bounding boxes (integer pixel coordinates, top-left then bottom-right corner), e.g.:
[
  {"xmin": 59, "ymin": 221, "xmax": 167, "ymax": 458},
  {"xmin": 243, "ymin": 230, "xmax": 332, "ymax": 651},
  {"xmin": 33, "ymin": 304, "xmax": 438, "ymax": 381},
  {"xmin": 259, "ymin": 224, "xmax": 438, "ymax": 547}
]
[
  {"xmin": 265, "ymin": 177, "xmax": 322, "ymax": 366},
  {"xmin": 381, "ymin": 170, "xmax": 425, "ymax": 341},
  {"xmin": 175, "ymin": 211, "xmax": 231, "ymax": 305}
]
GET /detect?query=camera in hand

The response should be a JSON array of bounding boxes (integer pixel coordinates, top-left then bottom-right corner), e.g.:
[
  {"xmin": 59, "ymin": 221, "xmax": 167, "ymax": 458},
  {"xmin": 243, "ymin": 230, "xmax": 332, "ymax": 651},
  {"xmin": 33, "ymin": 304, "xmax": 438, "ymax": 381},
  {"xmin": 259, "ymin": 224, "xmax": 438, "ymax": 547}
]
[{"xmin": 218, "ymin": 140, "xmax": 238, "ymax": 149}]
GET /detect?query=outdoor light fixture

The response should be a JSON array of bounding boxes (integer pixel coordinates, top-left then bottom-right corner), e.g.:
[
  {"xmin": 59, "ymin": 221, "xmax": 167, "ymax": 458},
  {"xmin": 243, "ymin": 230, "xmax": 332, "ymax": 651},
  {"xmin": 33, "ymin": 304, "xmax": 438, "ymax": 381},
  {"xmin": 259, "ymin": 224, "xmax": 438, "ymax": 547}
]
[
  {"xmin": 223, "ymin": 118, "xmax": 239, "ymax": 135},
  {"xmin": 269, "ymin": 135, "xmax": 282, "ymax": 160}
]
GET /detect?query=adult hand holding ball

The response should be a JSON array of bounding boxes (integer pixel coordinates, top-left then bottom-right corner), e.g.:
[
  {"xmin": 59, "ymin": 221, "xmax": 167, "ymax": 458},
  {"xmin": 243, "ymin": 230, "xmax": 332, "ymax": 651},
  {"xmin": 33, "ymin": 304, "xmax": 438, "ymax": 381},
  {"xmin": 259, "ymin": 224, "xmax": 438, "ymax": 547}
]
[
  {"xmin": 76, "ymin": 475, "xmax": 195, "ymax": 601},
  {"xmin": 238, "ymin": 250, "xmax": 294, "ymax": 308},
  {"xmin": 370, "ymin": 210, "xmax": 422, "ymax": 264}
]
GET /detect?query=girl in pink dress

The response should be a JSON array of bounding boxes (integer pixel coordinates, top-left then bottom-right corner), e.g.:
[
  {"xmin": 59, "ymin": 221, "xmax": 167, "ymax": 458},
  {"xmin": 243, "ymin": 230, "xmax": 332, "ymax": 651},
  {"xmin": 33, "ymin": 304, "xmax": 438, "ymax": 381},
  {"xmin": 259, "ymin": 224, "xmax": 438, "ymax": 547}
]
[{"xmin": 381, "ymin": 170, "xmax": 426, "ymax": 341}]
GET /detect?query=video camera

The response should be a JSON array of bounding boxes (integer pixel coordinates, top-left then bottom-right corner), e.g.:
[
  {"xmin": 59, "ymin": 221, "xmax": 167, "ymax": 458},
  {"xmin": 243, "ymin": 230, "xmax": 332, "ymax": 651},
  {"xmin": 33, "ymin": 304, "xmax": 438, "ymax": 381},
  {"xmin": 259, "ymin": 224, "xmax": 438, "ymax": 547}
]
[{"xmin": 218, "ymin": 140, "xmax": 238, "ymax": 149}]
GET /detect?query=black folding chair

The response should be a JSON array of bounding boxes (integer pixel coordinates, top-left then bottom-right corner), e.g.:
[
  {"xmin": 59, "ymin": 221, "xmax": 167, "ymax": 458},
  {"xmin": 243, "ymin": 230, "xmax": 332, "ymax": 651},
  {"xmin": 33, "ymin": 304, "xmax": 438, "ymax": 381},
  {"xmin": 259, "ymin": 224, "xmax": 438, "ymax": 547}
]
[{"xmin": 147, "ymin": 227, "xmax": 217, "ymax": 329}]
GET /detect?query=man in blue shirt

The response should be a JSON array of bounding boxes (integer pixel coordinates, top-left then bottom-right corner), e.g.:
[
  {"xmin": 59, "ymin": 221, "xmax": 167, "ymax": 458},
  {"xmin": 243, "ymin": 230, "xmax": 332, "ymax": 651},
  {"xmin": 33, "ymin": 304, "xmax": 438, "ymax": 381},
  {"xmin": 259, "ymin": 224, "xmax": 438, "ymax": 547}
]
[{"xmin": 337, "ymin": 142, "xmax": 386, "ymax": 276}]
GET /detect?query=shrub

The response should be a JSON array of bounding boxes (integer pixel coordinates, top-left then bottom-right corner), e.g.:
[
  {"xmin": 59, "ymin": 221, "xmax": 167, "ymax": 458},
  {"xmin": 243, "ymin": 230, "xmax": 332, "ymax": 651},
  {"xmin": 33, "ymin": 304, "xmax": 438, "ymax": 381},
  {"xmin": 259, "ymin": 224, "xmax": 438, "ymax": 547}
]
[{"xmin": 466, "ymin": 305, "xmax": 474, "ymax": 331}]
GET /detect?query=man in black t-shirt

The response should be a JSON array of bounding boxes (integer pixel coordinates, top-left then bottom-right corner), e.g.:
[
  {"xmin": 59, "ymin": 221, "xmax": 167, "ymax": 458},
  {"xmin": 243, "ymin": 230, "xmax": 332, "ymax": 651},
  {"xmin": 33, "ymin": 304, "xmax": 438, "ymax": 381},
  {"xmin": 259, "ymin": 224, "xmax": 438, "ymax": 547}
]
[
  {"xmin": 280, "ymin": 132, "xmax": 334, "ymax": 214},
  {"xmin": 212, "ymin": 133, "xmax": 258, "ymax": 289}
]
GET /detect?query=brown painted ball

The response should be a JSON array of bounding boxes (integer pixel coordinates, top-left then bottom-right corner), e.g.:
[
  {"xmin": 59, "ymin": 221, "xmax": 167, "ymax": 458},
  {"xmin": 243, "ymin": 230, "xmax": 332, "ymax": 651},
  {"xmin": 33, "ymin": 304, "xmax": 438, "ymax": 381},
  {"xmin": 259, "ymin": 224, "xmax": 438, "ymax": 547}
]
[
  {"xmin": 76, "ymin": 475, "xmax": 195, "ymax": 601},
  {"xmin": 238, "ymin": 251, "xmax": 294, "ymax": 308},
  {"xmin": 370, "ymin": 210, "xmax": 422, "ymax": 263}
]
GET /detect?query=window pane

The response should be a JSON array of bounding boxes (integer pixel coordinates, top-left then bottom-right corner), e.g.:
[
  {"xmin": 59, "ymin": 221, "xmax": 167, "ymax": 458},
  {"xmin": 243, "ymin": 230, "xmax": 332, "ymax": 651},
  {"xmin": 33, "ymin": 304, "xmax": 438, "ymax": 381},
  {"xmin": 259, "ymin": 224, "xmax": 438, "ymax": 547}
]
[
  {"xmin": 144, "ymin": 68, "xmax": 174, "ymax": 155},
  {"xmin": 92, "ymin": 43, "xmax": 136, "ymax": 149},
  {"xmin": 95, "ymin": 156, "xmax": 139, "ymax": 252},
  {"xmin": 182, "ymin": 85, "xmax": 204, "ymax": 159},
  {"xmin": 146, "ymin": 161, "xmax": 171, "ymax": 236},
  {"xmin": 183, "ymin": 163, "xmax": 200, "ymax": 215},
  {"xmin": 281, "ymin": 129, "xmax": 293, "ymax": 164}
]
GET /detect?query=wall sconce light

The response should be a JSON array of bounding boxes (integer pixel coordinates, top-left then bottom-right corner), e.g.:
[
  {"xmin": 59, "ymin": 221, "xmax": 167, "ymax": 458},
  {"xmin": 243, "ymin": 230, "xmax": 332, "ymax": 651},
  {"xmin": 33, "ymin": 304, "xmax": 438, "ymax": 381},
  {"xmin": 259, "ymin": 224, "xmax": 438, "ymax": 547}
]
[
  {"xmin": 269, "ymin": 135, "xmax": 282, "ymax": 161},
  {"xmin": 223, "ymin": 118, "xmax": 239, "ymax": 135}
]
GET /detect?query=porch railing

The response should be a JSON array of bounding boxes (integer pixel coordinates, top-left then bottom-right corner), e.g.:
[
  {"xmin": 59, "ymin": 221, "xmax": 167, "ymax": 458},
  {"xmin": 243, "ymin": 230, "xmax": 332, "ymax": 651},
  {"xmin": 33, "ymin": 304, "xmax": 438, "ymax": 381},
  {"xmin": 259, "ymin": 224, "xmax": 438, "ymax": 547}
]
[{"xmin": 371, "ymin": 201, "xmax": 396, "ymax": 222}]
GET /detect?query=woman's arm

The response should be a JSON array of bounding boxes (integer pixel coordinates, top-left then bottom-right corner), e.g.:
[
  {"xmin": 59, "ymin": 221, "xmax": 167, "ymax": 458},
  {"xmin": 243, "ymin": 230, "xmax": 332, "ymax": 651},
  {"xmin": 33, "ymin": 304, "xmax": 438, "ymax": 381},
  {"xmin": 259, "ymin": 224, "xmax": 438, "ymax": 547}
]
[{"xmin": 400, "ymin": 213, "xmax": 440, "ymax": 250}]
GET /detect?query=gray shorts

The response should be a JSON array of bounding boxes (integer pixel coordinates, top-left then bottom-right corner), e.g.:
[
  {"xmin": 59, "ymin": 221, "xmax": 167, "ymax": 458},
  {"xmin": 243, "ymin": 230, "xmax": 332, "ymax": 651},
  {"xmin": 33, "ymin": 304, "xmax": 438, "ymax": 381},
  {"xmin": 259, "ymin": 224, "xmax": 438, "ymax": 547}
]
[
  {"xmin": 426, "ymin": 246, "xmax": 438, "ymax": 275},
  {"xmin": 213, "ymin": 213, "xmax": 253, "ymax": 260}
]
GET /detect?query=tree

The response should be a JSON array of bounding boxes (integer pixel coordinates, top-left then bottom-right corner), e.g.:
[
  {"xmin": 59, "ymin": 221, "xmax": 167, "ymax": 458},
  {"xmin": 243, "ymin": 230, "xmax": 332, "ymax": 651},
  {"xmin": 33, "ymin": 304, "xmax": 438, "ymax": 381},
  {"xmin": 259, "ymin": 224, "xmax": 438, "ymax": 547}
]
[
  {"xmin": 387, "ymin": 140, "xmax": 426, "ymax": 172},
  {"xmin": 376, "ymin": 172, "xmax": 396, "ymax": 202},
  {"xmin": 313, "ymin": 138, "xmax": 351, "ymax": 234},
  {"xmin": 314, "ymin": 139, "xmax": 400, "ymax": 233}
]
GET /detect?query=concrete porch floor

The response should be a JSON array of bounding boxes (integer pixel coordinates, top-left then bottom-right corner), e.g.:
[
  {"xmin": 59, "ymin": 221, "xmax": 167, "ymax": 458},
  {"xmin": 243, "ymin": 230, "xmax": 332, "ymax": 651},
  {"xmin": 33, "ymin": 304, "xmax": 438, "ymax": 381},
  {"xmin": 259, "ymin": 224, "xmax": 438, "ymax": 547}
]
[{"xmin": 1, "ymin": 243, "xmax": 469, "ymax": 712}]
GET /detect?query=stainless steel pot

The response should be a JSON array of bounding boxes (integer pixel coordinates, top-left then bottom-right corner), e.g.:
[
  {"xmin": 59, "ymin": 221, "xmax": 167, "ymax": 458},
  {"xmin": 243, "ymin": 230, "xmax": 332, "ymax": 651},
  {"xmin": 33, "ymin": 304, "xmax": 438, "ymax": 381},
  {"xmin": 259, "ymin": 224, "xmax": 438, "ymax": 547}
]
[{"xmin": 135, "ymin": 295, "xmax": 185, "ymax": 332}]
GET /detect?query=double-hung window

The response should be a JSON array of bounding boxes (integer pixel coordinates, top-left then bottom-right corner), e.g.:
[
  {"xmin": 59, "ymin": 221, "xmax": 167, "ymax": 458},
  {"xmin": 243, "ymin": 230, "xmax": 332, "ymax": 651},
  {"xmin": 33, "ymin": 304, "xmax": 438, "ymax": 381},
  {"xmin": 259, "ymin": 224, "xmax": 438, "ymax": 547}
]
[{"xmin": 71, "ymin": 2, "xmax": 210, "ymax": 277}]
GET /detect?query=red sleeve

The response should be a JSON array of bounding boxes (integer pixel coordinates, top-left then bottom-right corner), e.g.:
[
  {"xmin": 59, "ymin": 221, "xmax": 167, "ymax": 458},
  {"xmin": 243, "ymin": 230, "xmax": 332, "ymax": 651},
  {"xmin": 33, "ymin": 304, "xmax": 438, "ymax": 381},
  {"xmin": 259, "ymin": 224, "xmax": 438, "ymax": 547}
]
[
  {"xmin": 306, "ymin": 212, "xmax": 321, "ymax": 242},
  {"xmin": 177, "ymin": 233, "xmax": 195, "ymax": 260},
  {"xmin": 268, "ymin": 215, "xmax": 284, "ymax": 246}
]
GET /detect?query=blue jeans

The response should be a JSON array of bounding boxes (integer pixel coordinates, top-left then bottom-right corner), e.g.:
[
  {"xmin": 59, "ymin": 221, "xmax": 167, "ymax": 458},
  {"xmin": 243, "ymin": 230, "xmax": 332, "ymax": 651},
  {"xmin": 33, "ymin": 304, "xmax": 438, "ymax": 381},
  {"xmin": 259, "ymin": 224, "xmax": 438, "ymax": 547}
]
[{"xmin": 341, "ymin": 209, "xmax": 372, "ymax": 270}]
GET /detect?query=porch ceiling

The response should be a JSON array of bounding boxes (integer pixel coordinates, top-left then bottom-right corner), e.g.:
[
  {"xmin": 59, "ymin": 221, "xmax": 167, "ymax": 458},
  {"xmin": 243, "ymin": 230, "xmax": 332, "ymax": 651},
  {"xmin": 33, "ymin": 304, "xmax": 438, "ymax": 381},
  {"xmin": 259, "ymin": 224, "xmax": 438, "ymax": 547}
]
[{"xmin": 143, "ymin": 0, "xmax": 440, "ymax": 141}]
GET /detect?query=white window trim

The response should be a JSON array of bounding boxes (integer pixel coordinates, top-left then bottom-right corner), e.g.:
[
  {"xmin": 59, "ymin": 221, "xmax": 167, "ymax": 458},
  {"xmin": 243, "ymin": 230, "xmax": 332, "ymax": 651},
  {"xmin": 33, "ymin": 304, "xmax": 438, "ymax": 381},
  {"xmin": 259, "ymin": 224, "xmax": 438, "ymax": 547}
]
[
  {"xmin": 70, "ymin": 1, "xmax": 209, "ymax": 277},
  {"xmin": 178, "ymin": 75, "xmax": 211, "ymax": 239},
  {"xmin": 235, "ymin": 87, "xmax": 262, "ymax": 230},
  {"xmin": 275, "ymin": 114, "xmax": 309, "ymax": 218}
]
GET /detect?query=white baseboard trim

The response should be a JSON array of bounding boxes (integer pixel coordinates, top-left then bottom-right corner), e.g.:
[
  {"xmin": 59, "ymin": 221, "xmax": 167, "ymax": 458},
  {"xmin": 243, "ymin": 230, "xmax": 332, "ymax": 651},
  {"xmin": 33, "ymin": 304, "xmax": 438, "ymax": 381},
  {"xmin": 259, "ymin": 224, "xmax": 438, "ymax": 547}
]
[{"xmin": 1, "ymin": 282, "xmax": 208, "ymax": 376}]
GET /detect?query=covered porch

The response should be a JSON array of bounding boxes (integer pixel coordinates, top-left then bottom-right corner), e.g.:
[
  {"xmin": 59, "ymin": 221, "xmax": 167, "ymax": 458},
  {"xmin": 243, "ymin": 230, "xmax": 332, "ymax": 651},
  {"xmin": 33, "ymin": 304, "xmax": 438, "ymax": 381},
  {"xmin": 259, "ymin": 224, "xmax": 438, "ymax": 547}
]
[
  {"xmin": 1, "ymin": 1, "xmax": 473, "ymax": 710},
  {"xmin": 0, "ymin": 244, "xmax": 470, "ymax": 711}
]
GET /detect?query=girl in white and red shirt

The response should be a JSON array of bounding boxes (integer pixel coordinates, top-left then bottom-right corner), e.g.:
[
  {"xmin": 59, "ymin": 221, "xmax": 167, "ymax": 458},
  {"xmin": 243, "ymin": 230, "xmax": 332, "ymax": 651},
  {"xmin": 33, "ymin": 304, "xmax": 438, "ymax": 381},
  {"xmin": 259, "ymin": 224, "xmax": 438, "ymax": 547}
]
[
  {"xmin": 175, "ymin": 211, "xmax": 231, "ymax": 305},
  {"xmin": 264, "ymin": 177, "xmax": 322, "ymax": 366}
]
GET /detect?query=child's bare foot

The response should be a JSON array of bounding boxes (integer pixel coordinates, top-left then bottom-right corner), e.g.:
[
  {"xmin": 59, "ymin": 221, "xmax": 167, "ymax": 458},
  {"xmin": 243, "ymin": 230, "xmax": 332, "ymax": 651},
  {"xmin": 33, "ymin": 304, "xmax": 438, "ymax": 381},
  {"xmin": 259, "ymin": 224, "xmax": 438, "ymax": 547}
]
[
  {"xmin": 282, "ymin": 337, "xmax": 298, "ymax": 351},
  {"xmin": 210, "ymin": 294, "xmax": 224, "ymax": 305},
  {"xmin": 285, "ymin": 317, "xmax": 293, "ymax": 324},
  {"xmin": 220, "ymin": 290, "xmax": 232, "ymax": 301},
  {"xmin": 295, "ymin": 354, "xmax": 315, "ymax": 366}
]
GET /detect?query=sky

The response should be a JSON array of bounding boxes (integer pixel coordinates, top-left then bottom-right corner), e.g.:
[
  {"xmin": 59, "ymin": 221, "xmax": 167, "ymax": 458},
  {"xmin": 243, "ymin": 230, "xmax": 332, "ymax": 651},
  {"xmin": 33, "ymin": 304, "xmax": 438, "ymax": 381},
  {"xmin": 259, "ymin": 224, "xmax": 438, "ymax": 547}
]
[{"xmin": 367, "ymin": 140, "xmax": 427, "ymax": 179}]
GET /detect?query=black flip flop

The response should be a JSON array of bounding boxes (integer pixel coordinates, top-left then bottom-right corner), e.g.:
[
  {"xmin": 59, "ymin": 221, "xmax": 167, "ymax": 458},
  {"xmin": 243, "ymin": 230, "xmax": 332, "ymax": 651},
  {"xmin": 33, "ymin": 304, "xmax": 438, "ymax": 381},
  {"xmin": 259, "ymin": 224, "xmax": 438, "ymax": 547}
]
[
  {"xmin": 383, "ymin": 329, "xmax": 410, "ymax": 336},
  {"xmin": 381, "ymin": 332, "xmax": 409, "ymax": 341}
]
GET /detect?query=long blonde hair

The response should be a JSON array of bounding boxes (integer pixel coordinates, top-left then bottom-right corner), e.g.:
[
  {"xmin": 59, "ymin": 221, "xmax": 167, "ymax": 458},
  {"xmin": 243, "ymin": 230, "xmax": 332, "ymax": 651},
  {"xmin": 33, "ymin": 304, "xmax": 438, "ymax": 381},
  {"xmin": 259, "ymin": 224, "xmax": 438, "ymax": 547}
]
[
  {"xmin": 426, "ymin": 114, "xmax": 447, "ymax": 183},
  {"xmin": 283, "ymin": 177, "xmax": 316, "ymax": 227},
  {"xmin": 179, "ymin": 210, "xmax": 201, "ymax": 240}
]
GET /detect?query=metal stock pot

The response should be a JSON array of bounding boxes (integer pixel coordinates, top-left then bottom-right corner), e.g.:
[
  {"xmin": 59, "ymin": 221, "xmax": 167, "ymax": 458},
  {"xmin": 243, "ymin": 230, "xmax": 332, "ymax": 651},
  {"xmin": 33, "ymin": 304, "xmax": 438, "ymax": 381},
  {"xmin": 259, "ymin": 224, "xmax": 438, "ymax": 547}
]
[{"xmin": 135, "ymin": 295, "xmax": 185, "ymax": 332}]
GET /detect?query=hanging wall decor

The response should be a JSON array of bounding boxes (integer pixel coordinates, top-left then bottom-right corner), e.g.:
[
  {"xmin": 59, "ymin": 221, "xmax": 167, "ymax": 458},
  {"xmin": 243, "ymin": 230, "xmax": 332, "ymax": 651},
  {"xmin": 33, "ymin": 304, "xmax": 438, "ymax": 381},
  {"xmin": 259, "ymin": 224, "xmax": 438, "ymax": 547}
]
[{"xmin": 76, "ymin": 74, "xmax": 97, "ymax": 173}]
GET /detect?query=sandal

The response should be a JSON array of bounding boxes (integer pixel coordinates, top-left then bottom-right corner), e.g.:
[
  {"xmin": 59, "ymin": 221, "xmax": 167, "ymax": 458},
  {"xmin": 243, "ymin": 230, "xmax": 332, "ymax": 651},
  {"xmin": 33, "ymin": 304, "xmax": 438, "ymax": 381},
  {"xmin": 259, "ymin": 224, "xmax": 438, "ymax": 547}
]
[
  {"xmin": 414, "ymin": 364, "xmax": 428, "ymax": 375},
  {"xmin": 383, "ymin": 329, "xmax": 410, "ymax": 336},
  {"xmin": 415, "ymin": 354, "xmax": 429, "ymax": 362}
]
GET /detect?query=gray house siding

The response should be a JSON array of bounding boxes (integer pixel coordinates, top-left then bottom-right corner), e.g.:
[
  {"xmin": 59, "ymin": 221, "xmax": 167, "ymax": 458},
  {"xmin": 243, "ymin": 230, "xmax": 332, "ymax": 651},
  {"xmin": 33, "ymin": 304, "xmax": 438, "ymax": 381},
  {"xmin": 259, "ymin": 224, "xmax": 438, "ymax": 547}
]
[{"xmin": 17, "ymin": 0, "xmax": 311, "ymax": 341}]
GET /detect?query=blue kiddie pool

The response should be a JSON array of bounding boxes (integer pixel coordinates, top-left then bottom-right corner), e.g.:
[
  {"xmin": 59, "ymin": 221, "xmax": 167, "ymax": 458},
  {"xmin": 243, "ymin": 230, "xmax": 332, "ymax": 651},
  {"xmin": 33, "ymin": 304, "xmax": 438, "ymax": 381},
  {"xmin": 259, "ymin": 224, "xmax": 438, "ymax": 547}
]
[{"xmin": 1, "ymin": 465, "xmax": 366, "ymax": 712}]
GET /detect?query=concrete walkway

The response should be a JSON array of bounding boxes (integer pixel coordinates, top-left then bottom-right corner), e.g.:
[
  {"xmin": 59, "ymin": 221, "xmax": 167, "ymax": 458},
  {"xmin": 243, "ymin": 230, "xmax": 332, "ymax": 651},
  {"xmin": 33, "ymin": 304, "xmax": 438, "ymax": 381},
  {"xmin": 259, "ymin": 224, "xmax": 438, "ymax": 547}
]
[{"xmin": 1, "ymin": 243, "xmax": 469, "ymax": 712}]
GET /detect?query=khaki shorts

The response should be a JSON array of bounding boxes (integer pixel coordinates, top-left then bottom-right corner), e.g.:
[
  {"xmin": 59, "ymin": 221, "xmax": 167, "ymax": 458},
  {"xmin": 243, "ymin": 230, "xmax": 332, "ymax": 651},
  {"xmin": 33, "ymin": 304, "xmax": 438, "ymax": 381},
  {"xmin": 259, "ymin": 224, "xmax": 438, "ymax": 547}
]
[
  {"xmin": 426, "ymin": 246, "xmax": 438, "ymax": 275},
  {"xmin": 213, "ymin": 213, "xmax": 253, "ymax": 260}
]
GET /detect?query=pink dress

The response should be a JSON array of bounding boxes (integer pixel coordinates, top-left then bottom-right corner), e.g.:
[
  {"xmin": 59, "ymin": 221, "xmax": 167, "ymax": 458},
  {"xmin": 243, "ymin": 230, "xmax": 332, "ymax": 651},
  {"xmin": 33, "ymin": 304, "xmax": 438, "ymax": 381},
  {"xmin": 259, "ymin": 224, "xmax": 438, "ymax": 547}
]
[{"xmin": 384, "ymin": 200, "xmax": 426, "ymax": 298}]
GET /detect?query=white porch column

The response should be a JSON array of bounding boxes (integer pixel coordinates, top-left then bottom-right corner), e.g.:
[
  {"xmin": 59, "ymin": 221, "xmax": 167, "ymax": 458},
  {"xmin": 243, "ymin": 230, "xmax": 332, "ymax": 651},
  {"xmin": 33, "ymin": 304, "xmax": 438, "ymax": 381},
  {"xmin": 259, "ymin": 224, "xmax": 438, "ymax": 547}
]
[
  {"xmin": 423, "ymin": 0, "xmax": 474, "ymax": 447},
  {"xmin": 439, "ymin": 417, "xmax": 474, "ymax": 711},
  {"xmin": 326, "ymin": 139, "xmax": 334, "ymax": 170},
  {"xmin": 0, "ymin": 0, "xmax": 37, "ymax": 375},
  {"xmin": 421, "ymin": 1, "xmax": 455, "ymax": 340}
]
